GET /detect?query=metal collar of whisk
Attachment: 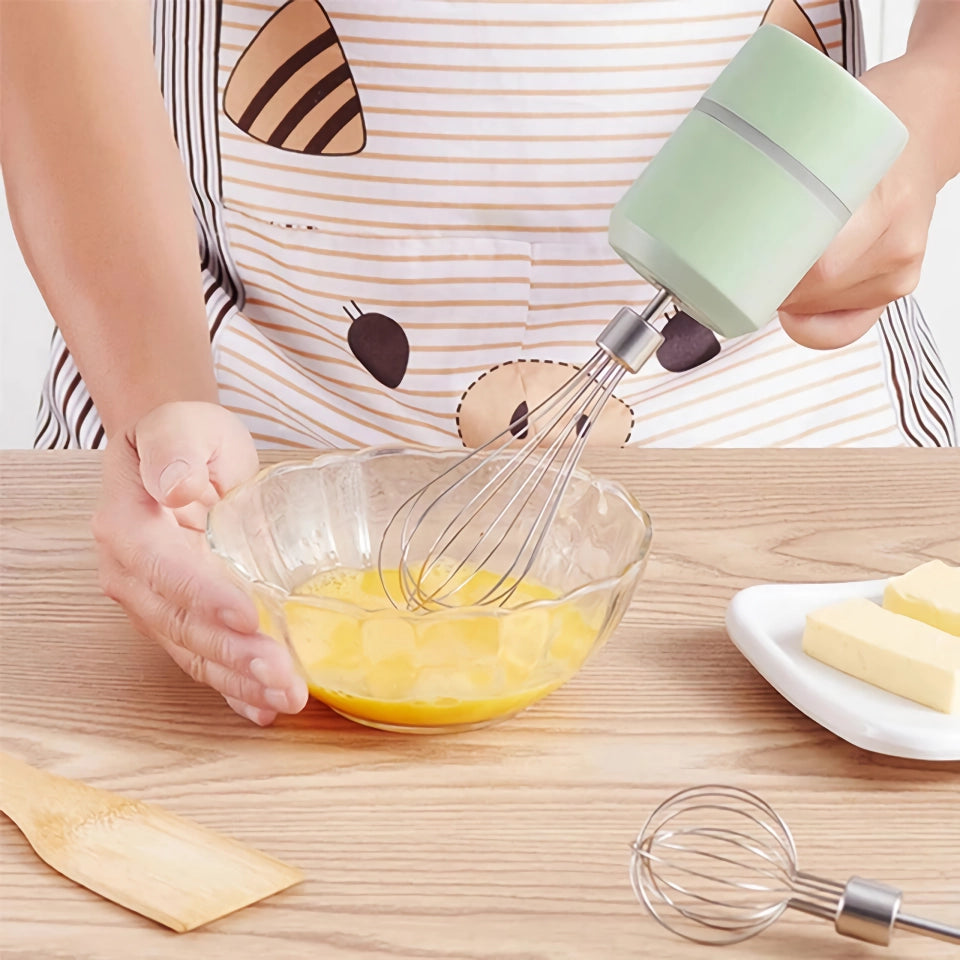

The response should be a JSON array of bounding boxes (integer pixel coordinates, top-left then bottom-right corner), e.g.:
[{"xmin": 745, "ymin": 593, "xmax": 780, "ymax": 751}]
[
  {"xmin": 786, "ymin": 871, "xmax": 906, "ymax": 945},
  {"xmin": 595, "ymin": 288, "xmax": 672, "ymax": 374}
]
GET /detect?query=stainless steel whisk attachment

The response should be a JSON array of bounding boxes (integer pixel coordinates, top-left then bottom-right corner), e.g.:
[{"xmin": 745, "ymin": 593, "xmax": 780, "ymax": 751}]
[
  {"xmin": 630, "ymin": 784, "xmax": 960, "ymax": 948},
  {"xmin": 378, "ymin": 289, "xmax": 672, "ymax": 611}
]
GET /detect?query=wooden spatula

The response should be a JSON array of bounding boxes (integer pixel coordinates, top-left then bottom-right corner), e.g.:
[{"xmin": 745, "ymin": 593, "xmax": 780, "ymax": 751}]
[{"xmin": 0, "ymin": 751, "xmax": 304, "ymax": 932}]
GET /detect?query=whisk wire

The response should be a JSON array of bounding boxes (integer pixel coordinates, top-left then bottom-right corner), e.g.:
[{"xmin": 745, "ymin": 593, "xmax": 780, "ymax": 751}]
[
  {"xmin": 381, "ymin": 297, "xmax": 671, "ymax": 611},
  {"xmin": 631, "ymin": 843, "xmax": 788, "ymax": 943},
  {"xmin": 671, "ymin": 827, "xmax": 794, "ymax": 873},
  {"xmin": 655, "ymin": 887, "xmax": 784, "ymax": 931},
  {"xmin": 787, "ymin": 871, "xmax": 847, "ymax": 918},
  {"xmin": 653, "ymin": 801, "xmax": 797, "ymax": 858},
  {"xmin": 634, "ymin": 842, "xmax": 791, "ymax": 903},
  {"xmin": 637, "ymin": 857, "xmax": 787, "ymax": 912},
  {"xmin": 396, "ymin": 350, "xmax": 623, "ymax": 608},
  {"xmin": 643, "ymin": 879, "xmax": 781, "ymax": 928},
  {"xmin": 382, "ymin": 349, "xmax": 612, "ymax": 607},
  {"xmin": 410, "ymin": 386, "xmax": 590, "ymax": 605},
  {"xmin": 394, "ymin": 352, "xmax": 610, "ymax": 600},
  {"xmin": 629, "ymin": 785, "xmax": 802, "ymax": 945},
  {"xmin": 629, "ymin": 785, "xmax": 960, "ymax": 948},
  {"xmin": 649, "ymin": 835, "xmax": 794, "ymax": 888},
  {"xmin": 474, "ymin": 363, "xmax": 626, "ymax": 606}
]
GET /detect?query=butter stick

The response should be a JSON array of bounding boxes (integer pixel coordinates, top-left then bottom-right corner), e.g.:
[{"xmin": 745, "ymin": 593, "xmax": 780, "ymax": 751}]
[
  {"xmin": 802, "ymin": 598, "xmax": 960, "ymax": 713},
  {"xmin": 883, "ymin": 560, "xmax": 960, "ymax": 638}
]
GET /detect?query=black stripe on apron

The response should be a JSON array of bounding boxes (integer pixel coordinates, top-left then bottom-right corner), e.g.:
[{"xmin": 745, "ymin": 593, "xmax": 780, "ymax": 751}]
[{"xmin": 877, "ymin": 297, "xmax": 957, "ymax": 447}]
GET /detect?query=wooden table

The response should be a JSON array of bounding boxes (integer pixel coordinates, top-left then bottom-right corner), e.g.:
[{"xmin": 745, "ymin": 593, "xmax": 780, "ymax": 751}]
[{"xmin": 1, "ymin": 449, "xmax": 958, "ymax": 960}]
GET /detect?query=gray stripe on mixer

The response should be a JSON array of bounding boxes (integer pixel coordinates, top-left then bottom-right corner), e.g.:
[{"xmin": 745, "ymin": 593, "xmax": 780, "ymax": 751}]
[{"xmin": 694, "ymin": 98, "xmax": 851, "ymax": 224}]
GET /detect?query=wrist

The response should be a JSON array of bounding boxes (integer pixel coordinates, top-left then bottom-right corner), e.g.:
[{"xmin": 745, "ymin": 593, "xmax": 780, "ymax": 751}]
[
  {"xmin": 53, "ymin": 297, "xmax": 221, "ymax": 440},
  {"xmin": 861, "ymin": 54, "xmax": 960, "ymax": 191},
  {"xmin": 100, "ymin": 374, "xmax": 220, "ymax": 440},
  {"xmin": 907, "ymin": 66, "xmax": 960, "ymax": 188}
]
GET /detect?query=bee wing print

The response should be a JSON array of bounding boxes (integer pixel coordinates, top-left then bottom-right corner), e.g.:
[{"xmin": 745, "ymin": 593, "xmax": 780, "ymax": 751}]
[{"xmin": 223, "ymin": 0, "xmax": 366, "ymax": 155}]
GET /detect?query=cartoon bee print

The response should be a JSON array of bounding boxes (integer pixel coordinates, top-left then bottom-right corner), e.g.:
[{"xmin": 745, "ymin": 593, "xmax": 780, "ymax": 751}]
[
  {"xmin": 224, "ymin": 0, "xmax": 366, "ymax": 155},
  {"xmin": 456, "ymin": 359, "xmax": 634, "ymax": 449}
]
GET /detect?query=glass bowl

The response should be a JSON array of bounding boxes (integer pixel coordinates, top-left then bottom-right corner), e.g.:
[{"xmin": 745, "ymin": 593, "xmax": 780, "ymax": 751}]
[{"xmin": 206, "ymin": 446, "xmax": 652, "ymax": 733}]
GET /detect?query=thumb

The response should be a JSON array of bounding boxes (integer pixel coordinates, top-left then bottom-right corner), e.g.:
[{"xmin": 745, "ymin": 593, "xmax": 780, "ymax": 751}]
[{"xmin": 135, "ymin": 402, "xmax": 259, "ymax": 510}]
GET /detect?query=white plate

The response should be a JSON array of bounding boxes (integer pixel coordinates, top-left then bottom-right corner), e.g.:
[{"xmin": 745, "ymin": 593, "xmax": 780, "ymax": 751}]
[{"xmin": 725, "ymin": 579, "xmax": 960, "ymax": 761}]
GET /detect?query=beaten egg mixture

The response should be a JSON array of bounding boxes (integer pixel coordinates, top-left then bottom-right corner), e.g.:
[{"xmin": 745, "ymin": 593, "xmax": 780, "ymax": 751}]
[{"xmin": 274, "ymin": 567, "xmax": 599, "ymax": 728}]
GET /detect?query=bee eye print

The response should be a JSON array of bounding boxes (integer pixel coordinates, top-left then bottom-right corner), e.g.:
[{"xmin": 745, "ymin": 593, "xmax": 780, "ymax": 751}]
[
  {"xmin": 344, "ymin": 301, "xmax": 410, "ymax": 389},
  {"xmin": 223, "ymin": 0, "xmax": 366, "ymax": 156},
  {"xmin": 509, "ymin": 402, "xmax": 530, "ymax": 439},
  {"xmin": 760, "ymin": 0, "xmax": 828, "ymax": 53},
  {"xmin": 656, "ymin": 310, "xmax": 722, "ymax": 373}
]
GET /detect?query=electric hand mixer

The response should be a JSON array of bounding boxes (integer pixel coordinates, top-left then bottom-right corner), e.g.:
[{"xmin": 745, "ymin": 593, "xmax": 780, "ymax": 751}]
[{"xmin": 380, "ymin": 25, "xmax": 908, "ymax": 610}]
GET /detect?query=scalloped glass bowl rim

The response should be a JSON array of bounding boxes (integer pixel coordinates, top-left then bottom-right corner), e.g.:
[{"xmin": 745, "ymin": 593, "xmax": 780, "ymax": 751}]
[{"xmin": 205, "ymin": 444, "xmax": 654, "ymax": 619}]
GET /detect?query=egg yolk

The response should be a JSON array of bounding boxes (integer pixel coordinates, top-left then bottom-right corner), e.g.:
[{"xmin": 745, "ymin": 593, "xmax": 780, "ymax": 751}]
[{"xmin": 276, "ymin": 568, "xmax": 599, "ymax": 729}]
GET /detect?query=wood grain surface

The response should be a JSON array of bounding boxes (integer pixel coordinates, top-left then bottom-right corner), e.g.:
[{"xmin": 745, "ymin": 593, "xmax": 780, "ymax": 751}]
[{"xmin": 1, "ymin": 449, "xmax": 958, "ymax": 960}]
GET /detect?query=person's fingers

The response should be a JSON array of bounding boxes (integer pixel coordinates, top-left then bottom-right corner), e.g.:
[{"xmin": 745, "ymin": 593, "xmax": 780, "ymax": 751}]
[
  {"xmin": 224, "ymin": 695, "xmax": 279, "ymax": 727},
  {"xmin": 778, "ymin": 305, "xmax": 885, "ymax": 350},
  {"xmin": 782, "ymin": 174, "xmax": 931, "ymax": 316},
  {"xmin": 98, "ymin": 548, "xmax": 291, "ymax": 682},
  {"xmin": 166, "ymin": 645, "xmax": 305, "ymax": 716},
  {"xmin": 781, "ymin": 194, "xmax": 889, "ymax": 310},
  {"xmin": 172, "ymin": 500, "xmax": 216, "ymax": 533},
  {"xmin": 134, "ymin": 402, "xmax": 259, "ymax": 509},
  {"xmin": 782, "ymin": 226, "xmax": 924, "ymax": 316},
  {"xmin": 99, "ymin": 554, "xmax": 307, "ymax": 712},
  {"xmin": 782, "ymin": 264, "xmax": 921, "ymax": 316},
  {"xmin": 94, "ymin": 498, "xmax": 259, "ymax": 634}
]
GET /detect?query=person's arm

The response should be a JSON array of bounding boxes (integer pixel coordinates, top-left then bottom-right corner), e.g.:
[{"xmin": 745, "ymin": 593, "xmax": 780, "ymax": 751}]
[
  {"xmin": 0, "ymin": 0, "xmax": 217, "ymax": 436},
  {"xmin": 779, "ymin": 0, "xmax": 960, "ymax": 348},
  {"xmin": 900, "ymin": 0, "xmax": 960, "ymax": 188},
  {"xmin": 1, "ymin": 0, "xmax": 306, "ymax": 725}
]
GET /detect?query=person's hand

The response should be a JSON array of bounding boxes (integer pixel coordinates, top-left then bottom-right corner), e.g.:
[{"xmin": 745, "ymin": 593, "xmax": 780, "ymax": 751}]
[
  {"xmin": 779, "ymin": 55, "xmax": 956, "ymax": 349},
  {"xmin": 92, "ymin": 401, "xmax": 308, "ymax": 725}
]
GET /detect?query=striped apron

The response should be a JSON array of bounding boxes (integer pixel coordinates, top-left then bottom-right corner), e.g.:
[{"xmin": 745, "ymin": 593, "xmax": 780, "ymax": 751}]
[{"xmin": 36, "ymin": 0, "xmax": 957, "ymax": 449}]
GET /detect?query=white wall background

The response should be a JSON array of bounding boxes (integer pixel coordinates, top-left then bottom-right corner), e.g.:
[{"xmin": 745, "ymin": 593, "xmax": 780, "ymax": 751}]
[{"xmin": 1, "ymin": 0, "xmax": 956, "ymax": 447}]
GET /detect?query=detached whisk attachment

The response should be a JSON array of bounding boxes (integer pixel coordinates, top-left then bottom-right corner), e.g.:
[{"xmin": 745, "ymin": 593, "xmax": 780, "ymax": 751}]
[
  {"xmin": 630, "ymin": 785, "xmax": 960, "ymax": 948},
  {"xmin": 378, "ymin": 289, "xmax": 673, "ymax": 611}
]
